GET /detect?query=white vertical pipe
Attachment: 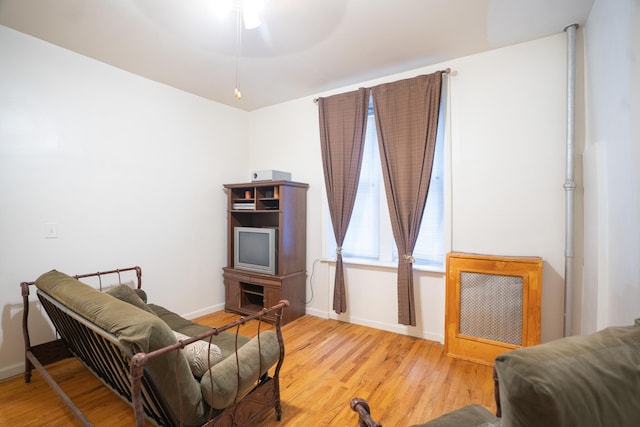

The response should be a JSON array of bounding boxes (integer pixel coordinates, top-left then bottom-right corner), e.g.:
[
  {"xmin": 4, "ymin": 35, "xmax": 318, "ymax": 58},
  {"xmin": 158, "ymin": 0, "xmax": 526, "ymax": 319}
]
[{"xmin": 563, "ymin": 23, "xmax": 578, "ymax": 337}]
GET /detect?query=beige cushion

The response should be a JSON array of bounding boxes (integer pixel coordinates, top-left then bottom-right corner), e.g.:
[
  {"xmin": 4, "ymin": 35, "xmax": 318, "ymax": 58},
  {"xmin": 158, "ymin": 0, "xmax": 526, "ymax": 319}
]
[
  {"xmin": 495, "ymin": 324, "xmax": 640, "ymax": 427},
  {"xmin": 173, "ymin": 331, "xmax": 223, "ymax": 378},
  {"xmin": 200, "ymin": 330, "xmax": 280, "ymax": 409}
]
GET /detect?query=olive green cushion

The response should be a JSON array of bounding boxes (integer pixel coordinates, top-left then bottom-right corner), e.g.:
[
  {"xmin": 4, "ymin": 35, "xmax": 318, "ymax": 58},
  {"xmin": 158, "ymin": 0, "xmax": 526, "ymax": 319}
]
[
  {"xmin": 495, "ymin": 324, "xmax": 640, "ymax": 427},
  {"xmin": 200, "ymin": 330, "xmax": 280, "ymax": 409},
  {"xmin": 105, "ymin": 284, "xmax": 156, "ymax": 315},
  {"xmin": 413, "ymin": 404, "xmax": 500, "ymax": 427},
  {"xmin": 35, "ymin": 270, "xmax": 208, "ymax": 427},
  {"xmin": 104, "ymin": 280, "xmax": 147, "ymax": 303},
  {"xmin": 133, "ymin": 287, "xmax": 148, "ymax": 303}
]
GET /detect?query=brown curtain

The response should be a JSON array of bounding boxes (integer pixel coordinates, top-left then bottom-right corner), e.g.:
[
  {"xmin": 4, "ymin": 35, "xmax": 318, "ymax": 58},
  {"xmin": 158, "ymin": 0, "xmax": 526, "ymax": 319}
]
[
  {"xmin": 318, "ymin": 88, "xmax": 370, "ymax": 314},
  {"xmin": 371, "ymin": 72, "xmax": 443, "ymax": 326}
]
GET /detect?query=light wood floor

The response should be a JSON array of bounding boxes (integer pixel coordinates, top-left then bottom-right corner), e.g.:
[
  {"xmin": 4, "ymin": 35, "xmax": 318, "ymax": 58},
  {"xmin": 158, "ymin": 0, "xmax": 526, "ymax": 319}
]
[{"xmin": 0, "ymin": 312, "xmax": 496, "ymax": 426}]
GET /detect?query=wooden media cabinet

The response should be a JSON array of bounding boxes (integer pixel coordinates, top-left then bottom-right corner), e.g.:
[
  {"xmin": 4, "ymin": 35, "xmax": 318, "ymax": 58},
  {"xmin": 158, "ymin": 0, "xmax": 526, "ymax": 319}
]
[{"xmin": 223, "ymin": 180, "xmax": 308, "ymax": 325}]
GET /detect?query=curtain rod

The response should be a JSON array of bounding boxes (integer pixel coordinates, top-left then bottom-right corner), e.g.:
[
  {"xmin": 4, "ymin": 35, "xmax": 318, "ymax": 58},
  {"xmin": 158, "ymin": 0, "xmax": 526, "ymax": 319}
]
[{"xmin": 313, "ymin": 68, "xmax": 451, "ymax": 103}]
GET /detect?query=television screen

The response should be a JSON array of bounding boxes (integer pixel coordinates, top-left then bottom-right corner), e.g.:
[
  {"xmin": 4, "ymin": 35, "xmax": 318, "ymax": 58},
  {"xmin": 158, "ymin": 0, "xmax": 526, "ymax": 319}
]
[
  {"xmin": 238, "ymin": 230, "xmax": 270, "ymax": 266},
  {"xmin": 234, "ymin": 226, "xmax": 277, "ymax": 274}
]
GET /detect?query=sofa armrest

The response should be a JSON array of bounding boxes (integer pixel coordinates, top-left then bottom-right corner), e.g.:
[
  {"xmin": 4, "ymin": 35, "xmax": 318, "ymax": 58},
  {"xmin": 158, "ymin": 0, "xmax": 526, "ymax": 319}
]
[
  {"xmin": 410, "ymin": 404, "xmax": 500, "ymax": 427},
  {"xmin": 200, "ymin": 330, "xmax": 280, "ymax": 409}
]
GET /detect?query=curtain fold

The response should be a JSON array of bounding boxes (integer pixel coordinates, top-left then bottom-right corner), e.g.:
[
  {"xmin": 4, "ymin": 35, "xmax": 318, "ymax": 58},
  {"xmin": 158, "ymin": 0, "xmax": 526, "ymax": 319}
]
[
  {"xmin": 371, "ymin": 72, "xmax": 443, "ymax": 326},
  {"xmin": 318, "ymin": 87, "xmax": 370, "ymax": 314}
]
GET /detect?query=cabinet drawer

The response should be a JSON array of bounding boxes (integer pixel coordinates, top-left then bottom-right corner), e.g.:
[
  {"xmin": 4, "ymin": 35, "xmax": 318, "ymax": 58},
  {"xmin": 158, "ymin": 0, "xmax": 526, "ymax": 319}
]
[{"xmin": 224, "ymin": 270, "xmax": 280, "ymax": 288}]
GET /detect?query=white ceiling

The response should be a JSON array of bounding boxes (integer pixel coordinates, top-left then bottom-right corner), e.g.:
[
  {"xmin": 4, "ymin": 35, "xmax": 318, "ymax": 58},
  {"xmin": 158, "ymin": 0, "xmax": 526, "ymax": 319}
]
[{"xmin": 0, "ymin": 0, "xmax": 594, "ymax": 111}]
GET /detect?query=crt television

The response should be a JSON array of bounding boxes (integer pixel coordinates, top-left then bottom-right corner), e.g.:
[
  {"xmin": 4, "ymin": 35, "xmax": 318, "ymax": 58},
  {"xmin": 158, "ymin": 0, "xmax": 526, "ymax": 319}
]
[{"xmin": 234, "ymin": 226, "xmax": 278, "ymax": 275}]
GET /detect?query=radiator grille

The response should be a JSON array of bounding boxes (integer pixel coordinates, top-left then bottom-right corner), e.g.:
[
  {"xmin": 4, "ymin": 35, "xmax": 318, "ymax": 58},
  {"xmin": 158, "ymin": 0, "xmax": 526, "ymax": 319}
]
[{"xmin": 459, "ymin": 272, "xmax": 523, "ymax": 346}]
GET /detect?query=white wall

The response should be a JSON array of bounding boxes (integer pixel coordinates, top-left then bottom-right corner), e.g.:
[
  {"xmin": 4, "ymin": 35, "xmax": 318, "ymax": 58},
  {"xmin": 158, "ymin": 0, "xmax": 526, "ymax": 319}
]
[
  {"xmin": 0, "ymin": 25, "xmax": 248, "ymax": 379},
  {"xmin": 248, "ymin": 34, "xmax": 570, "ymax": 343},
  {"xmin": 582, "ymin": 0, "xmax": 640, "ymax": 333},
  {"xmin": 450, "ymin": 36, "xmax": 568, "ymax": 341}
]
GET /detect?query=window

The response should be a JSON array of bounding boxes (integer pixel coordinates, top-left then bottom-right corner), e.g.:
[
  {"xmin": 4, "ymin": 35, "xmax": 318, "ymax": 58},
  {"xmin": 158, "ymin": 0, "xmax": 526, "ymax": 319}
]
[{"xmin": 325, "ymin": 95, "xmax": 447, "ymax": 270}]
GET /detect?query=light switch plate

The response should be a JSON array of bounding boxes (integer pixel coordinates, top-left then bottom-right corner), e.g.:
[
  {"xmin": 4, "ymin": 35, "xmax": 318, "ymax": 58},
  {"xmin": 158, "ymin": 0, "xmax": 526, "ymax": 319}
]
[{"xmin": 45, "ymin": 222, "xmax": 58, "ymax": 239}]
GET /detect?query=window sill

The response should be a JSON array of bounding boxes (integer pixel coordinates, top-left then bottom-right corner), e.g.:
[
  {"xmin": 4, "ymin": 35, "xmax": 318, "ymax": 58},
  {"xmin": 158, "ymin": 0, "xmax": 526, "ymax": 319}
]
[{"xmin": 319, "ymin": 257, "xmax": 445, "ymax": 274}]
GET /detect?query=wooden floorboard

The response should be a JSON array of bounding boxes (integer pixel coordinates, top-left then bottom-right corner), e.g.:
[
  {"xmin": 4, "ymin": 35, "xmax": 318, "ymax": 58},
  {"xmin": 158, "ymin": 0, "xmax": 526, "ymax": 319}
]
[{"xmin": 0, "ymin": 312, "xmax": 496, "ymax": 426}]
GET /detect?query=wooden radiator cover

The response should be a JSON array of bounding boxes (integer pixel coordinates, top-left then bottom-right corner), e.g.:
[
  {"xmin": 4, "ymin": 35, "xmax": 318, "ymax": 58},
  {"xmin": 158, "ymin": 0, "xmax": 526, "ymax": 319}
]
[{"xmin": 444, "ymin": 252, "xmax": 542, "ymax": 365}]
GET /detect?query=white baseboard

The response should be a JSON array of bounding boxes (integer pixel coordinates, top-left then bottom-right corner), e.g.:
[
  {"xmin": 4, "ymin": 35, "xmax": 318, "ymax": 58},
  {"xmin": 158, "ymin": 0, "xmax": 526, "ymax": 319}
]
[
  {"xmin": 304, "ymin": 306, "xmax": 330, "ymax": 319},
  {"xmin": 182, "ymin": 303, "xmax": 225, "ymax": 320},
  {"xmin": 0, "ymin": 362, "xmax": 25, "ymax": 382},
  {"xmin": 305, "ymin": 309, "xmax": 444, "ymax": 344}
]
